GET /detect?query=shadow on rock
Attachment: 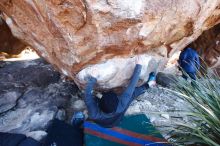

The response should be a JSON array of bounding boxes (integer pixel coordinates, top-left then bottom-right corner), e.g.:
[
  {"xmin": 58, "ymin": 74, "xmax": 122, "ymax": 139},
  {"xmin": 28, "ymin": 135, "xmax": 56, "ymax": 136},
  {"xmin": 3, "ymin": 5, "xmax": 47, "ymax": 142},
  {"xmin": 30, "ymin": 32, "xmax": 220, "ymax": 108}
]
[{"xmin": 0, "ymin": 59, "xmax": 80, "ymax": 141}]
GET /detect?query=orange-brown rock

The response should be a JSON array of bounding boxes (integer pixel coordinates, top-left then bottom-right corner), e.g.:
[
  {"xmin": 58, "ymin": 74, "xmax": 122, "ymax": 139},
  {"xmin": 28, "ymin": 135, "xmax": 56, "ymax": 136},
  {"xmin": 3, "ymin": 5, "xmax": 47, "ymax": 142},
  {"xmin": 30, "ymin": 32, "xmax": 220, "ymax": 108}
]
[
  {"xmin": 190, "ymin": 23, "xmax": 220, "ymax": 74},
  {"xmin": 0, "ymin": 0, "xmax": 220, "ymax": 88},
  {"xmin": 204, "ymin": 34, "xmax": 220, "ymax": 70},
  {"xmin": 0, "ymin": 16, "xmax": 26, "ymax": 56}
]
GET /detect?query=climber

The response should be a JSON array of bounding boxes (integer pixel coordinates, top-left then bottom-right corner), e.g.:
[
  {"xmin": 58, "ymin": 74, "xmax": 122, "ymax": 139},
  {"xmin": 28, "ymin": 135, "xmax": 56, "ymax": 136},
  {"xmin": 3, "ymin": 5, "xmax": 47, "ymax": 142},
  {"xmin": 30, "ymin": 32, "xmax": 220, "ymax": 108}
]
[
  {"xmin": 84, "ymin": 57, "xmax": 152, "ymax": 128},
  {"xmin": 178, "ymin": 47, "xmax": 200, "ymax": 80}
]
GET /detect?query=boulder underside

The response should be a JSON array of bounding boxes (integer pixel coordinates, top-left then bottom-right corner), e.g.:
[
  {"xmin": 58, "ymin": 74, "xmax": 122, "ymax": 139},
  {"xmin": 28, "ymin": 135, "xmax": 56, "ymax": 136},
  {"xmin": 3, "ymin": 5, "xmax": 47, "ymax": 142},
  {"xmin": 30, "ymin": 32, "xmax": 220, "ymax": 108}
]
[
  {"xmin": 0, "ymin": 16, "xmax": 26, "ymax": 56},
  {"xmin": 0, "ymin": 0, "xmax": 220, "ymax": 89}
]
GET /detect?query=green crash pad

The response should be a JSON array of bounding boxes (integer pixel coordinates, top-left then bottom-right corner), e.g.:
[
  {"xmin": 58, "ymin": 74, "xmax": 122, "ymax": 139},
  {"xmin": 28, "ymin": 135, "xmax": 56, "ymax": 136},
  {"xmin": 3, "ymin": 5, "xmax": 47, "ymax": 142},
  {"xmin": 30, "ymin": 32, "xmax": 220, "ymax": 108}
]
[{"xmin": 84, "ymin": 114, "xmax": 169, "ymax": 146}]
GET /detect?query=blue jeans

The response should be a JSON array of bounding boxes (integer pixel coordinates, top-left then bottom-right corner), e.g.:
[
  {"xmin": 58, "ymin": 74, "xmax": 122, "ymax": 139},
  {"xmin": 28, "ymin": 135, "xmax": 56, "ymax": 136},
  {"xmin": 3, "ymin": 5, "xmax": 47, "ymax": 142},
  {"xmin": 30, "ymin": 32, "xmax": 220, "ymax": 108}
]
[
  {"xmin": 132, "ymin": 85, "xmax": 147, "ymax": 98},
  {"xmin": 116, "ymin": 83, "xmax": 149, "ymax": 113}
]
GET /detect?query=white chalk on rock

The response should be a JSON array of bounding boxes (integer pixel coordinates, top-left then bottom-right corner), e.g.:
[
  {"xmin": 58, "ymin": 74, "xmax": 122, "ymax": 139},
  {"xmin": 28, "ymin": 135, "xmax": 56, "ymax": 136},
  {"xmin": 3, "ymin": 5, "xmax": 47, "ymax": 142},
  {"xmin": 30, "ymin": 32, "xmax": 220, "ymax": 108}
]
[{"xmin": 77, "ymin": 54, "xmax": 164, "ymax": 89}]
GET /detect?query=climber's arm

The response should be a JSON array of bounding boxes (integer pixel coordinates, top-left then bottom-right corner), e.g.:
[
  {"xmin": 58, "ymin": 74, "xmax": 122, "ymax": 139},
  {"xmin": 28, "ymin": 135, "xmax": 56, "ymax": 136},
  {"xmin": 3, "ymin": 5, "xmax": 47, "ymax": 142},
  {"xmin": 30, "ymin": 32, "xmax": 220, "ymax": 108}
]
[
  {"xmin": 119, "ymin": 64, "xmax": 142, "ymax": 107},
  {"xmin": 84, "ymin": 76, "xmax": 102, "ymax": 119}
]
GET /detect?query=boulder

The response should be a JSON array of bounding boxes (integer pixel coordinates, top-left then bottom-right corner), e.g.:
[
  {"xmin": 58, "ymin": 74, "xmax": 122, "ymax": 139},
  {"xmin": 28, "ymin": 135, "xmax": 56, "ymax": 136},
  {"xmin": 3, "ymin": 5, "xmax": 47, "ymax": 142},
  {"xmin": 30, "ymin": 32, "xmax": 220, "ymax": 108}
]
[
  {"xmin": 190, "ymin": 23, "xmax": 220, "ymax": 74},
  {"xmin": 0, "ymin": 59, "xmax": 79, "ymax": 139},
  {"xmin": 156, "ymin": 72, "xmax": 177, "ymax": 88},
  {"xmin": 0, "ymin": 15, "xmax": 26, "ymax": 55},
  {"xmin": 0, "ymin": 91, "xmax": 22, "ymax": 113},
  {"xmin": 0, "ymin": 0, "xmax": 219, "ymax": 89}
]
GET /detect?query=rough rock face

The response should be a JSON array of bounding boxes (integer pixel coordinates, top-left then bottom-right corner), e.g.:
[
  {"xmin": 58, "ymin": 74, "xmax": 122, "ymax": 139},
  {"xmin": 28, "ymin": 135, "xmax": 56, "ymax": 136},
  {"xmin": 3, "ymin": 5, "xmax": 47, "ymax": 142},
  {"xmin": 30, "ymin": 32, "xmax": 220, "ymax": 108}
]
[
  {"xmin": 0, "ymin": 59, "xmax": 79, "ymax": 140},
  {"xmin": 190, "ymin": 23, "xmax": 220, "ymax": 73},
  {"xmin": 0, "ymin": 15, "xmax": 26, "ymax": 56},
  {"xmin": 0, "ymin": 0, "xmax": 220, "ymax": 89},
  {"xmin": 0, "ymin": 58, "xmax": 199, "ymax": 141}
]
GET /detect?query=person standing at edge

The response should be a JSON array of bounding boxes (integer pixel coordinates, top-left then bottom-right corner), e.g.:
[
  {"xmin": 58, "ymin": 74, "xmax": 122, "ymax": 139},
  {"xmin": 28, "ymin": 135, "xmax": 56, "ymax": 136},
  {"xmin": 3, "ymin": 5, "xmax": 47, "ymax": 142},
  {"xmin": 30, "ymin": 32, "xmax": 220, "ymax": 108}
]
[{"xmin": 178, "ymin": 47, "xmax": 200, "ymax": 80}]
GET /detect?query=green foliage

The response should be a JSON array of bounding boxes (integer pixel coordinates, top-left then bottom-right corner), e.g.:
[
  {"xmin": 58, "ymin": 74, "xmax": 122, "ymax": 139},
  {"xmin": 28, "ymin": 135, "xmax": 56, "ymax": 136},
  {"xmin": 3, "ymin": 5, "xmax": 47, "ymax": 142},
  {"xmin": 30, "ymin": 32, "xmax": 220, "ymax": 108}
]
[{"xmin": 168, "ymin": 73, "xmax": 220, "ymax": 146}]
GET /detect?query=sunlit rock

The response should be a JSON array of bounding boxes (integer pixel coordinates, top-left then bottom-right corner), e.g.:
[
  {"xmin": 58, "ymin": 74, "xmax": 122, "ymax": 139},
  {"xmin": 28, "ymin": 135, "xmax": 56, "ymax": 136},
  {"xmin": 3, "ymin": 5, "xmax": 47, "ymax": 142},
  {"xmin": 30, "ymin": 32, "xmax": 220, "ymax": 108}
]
[{"xmin": 0, "ymin": 0, "xmax": 219, "ymax": 89}]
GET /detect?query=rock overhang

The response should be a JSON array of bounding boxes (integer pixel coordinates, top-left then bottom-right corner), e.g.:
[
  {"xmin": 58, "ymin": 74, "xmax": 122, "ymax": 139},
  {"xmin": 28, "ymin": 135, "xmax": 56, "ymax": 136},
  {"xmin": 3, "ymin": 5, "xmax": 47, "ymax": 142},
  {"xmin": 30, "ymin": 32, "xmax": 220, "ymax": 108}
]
[{"xmin": 0, "ymin": 0, "xmax": 219, "ymax": 89}]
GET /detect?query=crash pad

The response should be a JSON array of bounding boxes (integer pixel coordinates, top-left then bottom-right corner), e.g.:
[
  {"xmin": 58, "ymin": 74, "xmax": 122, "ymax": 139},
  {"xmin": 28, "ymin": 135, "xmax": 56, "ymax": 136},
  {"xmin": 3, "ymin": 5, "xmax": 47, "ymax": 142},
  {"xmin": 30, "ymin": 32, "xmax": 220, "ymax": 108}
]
[{"xmin": 84, "ymin": 114, "xmax": 169, "ymax": 146}]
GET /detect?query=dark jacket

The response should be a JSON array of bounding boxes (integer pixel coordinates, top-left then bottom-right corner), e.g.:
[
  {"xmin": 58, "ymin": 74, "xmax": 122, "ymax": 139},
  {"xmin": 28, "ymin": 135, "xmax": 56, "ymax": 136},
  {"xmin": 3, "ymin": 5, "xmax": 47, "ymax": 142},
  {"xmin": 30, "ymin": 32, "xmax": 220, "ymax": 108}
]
[
  {"xmin": 0, "ymin": 119, "xmax": 84, "ymax": 146},
  {"xmin": 85, "ymin": 64, "xmax": 142, "ymax": 128},
  {"xmin": 43, "ymin": 119, "xmax": 83, "ymax": 146},
  {"xmin": 0, "ymin": 132, "xmax": 40, "ymax": 146},
  {"xmin": 178, "ymin": 47, "xmax": 200, "ymax": 73}
]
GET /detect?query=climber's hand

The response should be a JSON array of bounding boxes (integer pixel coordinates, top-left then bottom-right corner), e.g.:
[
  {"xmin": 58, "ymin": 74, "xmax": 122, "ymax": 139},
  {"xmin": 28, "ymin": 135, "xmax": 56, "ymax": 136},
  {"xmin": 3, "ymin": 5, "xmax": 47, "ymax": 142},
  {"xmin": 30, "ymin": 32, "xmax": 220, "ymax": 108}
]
[
  {"xmin": 90, "ymin": 66, "xmax": 101, "ymax": 79},
  {"xmin": 135, "ymin": 55, "xmax": 143, "ymax": 65},
  {"xmin": 86, "ymin": 75, "xmax": 97, "ymax": 83}
]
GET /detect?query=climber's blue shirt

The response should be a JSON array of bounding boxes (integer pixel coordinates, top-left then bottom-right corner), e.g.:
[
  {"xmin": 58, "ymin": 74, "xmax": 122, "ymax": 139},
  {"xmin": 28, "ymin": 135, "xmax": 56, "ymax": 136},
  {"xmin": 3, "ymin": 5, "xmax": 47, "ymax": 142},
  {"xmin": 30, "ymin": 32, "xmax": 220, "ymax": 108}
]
[
  {"xmin": 84, "ymin": 64, "xmax": 143, "ymax": 128},
  {"xmin": 178, "ymin": 47, "xmax": 200, "ymax": 73}
]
